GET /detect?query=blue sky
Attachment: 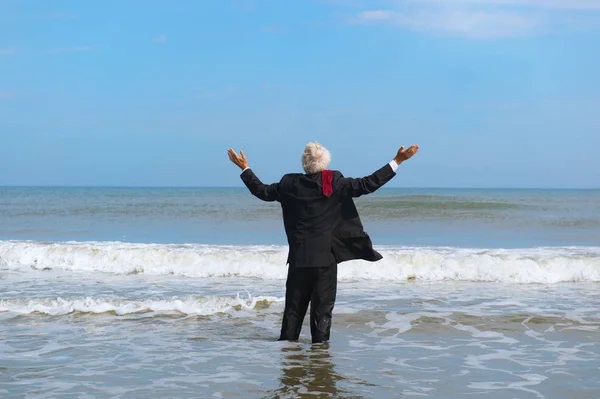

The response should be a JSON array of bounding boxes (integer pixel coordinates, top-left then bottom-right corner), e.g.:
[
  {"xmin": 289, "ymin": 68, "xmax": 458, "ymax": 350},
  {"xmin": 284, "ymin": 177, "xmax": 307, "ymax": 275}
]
[{"xmin": 1, "ymin": 0, "xmax": 599, "ymax": 188}]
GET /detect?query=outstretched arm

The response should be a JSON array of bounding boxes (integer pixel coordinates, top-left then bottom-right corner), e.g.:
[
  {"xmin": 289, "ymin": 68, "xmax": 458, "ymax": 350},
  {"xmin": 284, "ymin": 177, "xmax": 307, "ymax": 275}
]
[
  {"xmin": 336, "ymin": 144, "xmax": 419, "ymax": 197},
  {"xmin": 228, "ymin": 148, "xmax": 281, "ymax": 202}
]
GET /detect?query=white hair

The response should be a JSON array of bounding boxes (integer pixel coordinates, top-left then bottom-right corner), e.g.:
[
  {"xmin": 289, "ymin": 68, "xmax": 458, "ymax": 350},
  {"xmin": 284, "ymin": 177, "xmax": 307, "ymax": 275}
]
[{"xmin": 302, "ymin": 141, "xmax": 331, "ymax": 174}]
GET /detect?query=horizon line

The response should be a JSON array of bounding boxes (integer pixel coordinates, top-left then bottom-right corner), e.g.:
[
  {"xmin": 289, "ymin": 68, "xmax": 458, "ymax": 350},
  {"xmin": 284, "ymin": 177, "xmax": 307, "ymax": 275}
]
[{"xmin": 1, "ymin": 185, "xmax": 599, "ymax": 190}]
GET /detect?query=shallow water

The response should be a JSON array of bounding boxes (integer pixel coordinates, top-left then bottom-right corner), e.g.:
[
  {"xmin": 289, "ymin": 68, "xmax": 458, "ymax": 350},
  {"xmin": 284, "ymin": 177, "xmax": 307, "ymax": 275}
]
[
  {"xmin": 2, "ymin": 275, "xmax": 599, "ymax": 398},
  {"xmin": 1, "ymin": 187, "xmax": 599, "ymax": 398}
]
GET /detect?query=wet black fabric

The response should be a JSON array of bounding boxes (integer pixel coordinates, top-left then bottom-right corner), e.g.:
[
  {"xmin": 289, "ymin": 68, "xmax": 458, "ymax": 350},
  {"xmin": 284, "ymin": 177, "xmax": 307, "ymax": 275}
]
[
  {"xmin": 279, "ymin": 264, "xmax": 338, "ymax": 344},
  {"xmin": 240, "ymin": 163, "xmax": 396, "ymax": 268}
]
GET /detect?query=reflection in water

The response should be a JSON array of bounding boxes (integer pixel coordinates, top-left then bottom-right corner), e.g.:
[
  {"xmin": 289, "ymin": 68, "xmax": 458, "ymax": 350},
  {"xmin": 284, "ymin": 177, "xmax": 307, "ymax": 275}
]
[{"xmin": 266, "ymin": 344, "xmax": 363, "ymax": 399}]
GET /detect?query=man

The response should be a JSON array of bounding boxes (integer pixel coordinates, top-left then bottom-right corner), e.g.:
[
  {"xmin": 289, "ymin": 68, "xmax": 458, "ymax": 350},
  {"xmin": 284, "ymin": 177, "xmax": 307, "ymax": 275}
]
[{"xmin": 228, "ymin": 142, "xmax": 419, "ymax": 343}]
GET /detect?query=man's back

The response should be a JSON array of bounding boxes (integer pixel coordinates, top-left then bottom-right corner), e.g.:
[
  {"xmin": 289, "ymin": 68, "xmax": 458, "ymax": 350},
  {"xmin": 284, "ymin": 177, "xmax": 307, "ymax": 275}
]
[
  {"xmin": 278, "ymin": 171, "xmax": 345, "ymax": 268},
  {"xmin": 241, "ymin": 164, "xmax": 398, "ymax": 267},
  {"xmin": 279, "ymin": 172, "xmax": 342, "ymax": 237}
]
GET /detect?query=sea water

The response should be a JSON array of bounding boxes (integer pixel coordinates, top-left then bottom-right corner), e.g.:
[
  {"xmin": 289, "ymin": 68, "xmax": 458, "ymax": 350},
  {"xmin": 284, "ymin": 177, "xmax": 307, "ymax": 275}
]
[{"xmin": 1, "ymin": 187, "xmax": 599, "ymax": 398}]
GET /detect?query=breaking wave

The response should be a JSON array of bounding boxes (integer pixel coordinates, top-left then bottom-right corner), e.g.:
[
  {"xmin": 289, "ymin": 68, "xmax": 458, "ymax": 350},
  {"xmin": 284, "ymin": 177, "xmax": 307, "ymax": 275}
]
[
  {"xmin": 0, "ymin": 294, "xmax": 283, "ymax": 316},
  {"xmin": 1, "ymin": 240, "xmax": 600, "ymax": 283}
]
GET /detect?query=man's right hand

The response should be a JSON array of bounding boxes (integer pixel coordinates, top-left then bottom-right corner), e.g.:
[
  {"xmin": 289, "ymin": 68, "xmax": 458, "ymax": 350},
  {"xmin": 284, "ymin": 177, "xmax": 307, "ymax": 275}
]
[{"xmin": 394, "ymin": 144, "xmax": 419, "ymax": 164}]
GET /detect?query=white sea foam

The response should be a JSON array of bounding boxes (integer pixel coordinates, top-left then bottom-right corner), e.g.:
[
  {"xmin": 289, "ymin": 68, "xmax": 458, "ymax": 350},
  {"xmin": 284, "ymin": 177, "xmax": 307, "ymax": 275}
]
[
  {"xmin": 1, "ymin": 240, "xmax": 599, "ymax": 283},
  {"xmin": 0, "ymin": 294, "xmax": 283, "ymax": 316}
]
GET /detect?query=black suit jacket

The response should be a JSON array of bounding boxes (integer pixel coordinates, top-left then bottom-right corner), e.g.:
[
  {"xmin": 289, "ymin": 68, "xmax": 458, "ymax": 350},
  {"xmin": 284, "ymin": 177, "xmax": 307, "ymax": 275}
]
[{"xmin": 241, "ymin": 163, "xmax": 396, "ymax": 268}]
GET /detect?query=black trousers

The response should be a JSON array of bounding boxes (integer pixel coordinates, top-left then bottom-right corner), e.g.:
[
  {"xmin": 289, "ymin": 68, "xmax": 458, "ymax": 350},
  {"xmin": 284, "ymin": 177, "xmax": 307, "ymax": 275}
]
[{"xmin": 279, "ymin": 263, "xmax": 338, "ymax": 344}]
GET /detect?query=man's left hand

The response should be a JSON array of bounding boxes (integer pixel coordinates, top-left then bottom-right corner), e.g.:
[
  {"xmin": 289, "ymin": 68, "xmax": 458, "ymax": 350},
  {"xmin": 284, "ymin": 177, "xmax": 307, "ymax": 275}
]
[{"xmin": 228, "ymin": 148, "xmax": 249, "ymax": 170}]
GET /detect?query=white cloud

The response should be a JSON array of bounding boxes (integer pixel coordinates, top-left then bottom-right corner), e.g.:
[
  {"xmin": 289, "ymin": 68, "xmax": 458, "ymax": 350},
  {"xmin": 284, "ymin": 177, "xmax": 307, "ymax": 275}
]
[
  {"xmin": 45, "ymin": 46, "xmax": 94, "ymax": 54},
  {"xmin": 0, "ymin": 49, "xmax": 17, "ymax": 55},
  {"xmin": 400, "ymin": 0, "xmax": 600, "ymax": 11},
  {"xmin": 328, "ymin": 0, "xmax": 600, "ymax": 9},
  {"xmin": 154, "ymin": 35, "xmax": 167, "ymax": 44},
  {"xmin": 358, "ymin": 9, "xmax": 539, "ymax": 37},
  {"xmin": 358, "ymin": 10, "xmax": 395, "ymax": 20},
  {"xmin": 351, "ymin": 0, "xmax": 600, "ymax": 37}
]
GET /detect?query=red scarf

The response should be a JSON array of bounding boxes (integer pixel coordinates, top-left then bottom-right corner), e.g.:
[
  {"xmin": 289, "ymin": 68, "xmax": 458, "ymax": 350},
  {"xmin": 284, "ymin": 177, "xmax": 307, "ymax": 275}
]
[{"xmin": 322, "ymin": 170, "xmax": 333, "ymax": 198}]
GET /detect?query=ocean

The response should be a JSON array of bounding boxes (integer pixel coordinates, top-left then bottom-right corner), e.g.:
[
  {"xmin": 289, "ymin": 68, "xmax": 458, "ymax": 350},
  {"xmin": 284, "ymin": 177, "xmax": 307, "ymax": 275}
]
[{"xmin": 1, "ymin": 187, "xmax": 599, "ymax": 398}]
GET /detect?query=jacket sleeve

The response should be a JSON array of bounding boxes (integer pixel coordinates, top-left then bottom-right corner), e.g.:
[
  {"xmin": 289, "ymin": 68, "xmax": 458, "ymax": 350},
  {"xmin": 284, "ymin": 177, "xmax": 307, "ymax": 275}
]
[
  {"xmin": 335, "ymin": 163, "xmax": 396, "ymax": 198},
  {"xmin": 240, "ymin": 169, "xmax": 282, "ymax": 202}
]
